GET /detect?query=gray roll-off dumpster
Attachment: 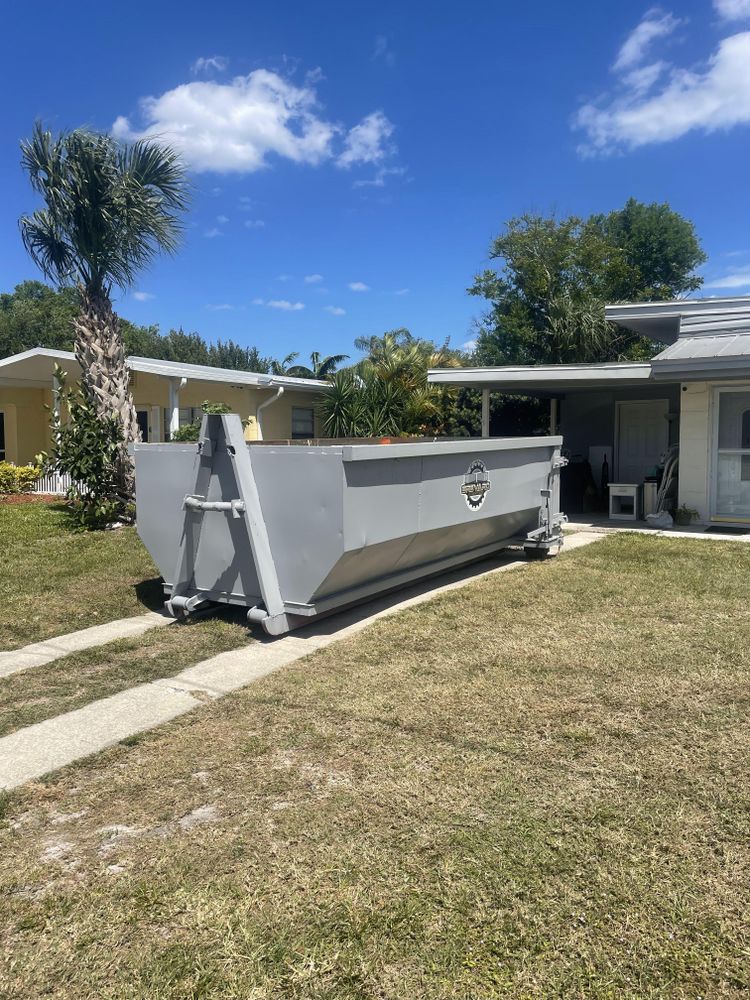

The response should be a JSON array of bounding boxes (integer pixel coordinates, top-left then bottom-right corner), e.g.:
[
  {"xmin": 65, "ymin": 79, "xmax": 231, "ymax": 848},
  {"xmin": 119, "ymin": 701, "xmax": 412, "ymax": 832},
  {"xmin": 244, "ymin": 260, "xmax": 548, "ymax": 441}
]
[{"xmin": 134, "ymin": 414, "xmax": 567, "ymax": 636}]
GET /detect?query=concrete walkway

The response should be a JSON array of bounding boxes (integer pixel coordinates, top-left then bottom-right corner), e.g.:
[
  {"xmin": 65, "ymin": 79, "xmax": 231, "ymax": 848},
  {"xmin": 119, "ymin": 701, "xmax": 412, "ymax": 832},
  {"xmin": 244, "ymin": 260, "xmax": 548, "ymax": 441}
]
[
  {"xmin": 566, "ymin": 516, "xmax": 750, "ymax": 543},
  {"xmin": 0, "ymin": 611, "xmax": 173, "ymax": 680},
  {"xmin": 0, "ymin": 532, "xmax": 601, "ymax": 790}
]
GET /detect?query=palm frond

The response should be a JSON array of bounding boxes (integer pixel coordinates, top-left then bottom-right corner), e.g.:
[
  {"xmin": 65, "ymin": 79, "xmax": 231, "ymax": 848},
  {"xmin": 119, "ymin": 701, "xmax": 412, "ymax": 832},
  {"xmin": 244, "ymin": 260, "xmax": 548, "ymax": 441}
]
[{"xmin": 19, "ymin": 122, "xmax": 189, "ymax": 293}]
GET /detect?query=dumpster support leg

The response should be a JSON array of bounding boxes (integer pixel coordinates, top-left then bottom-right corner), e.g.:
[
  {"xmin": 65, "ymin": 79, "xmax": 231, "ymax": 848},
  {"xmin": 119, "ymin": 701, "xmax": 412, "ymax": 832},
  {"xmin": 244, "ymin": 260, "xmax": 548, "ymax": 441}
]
[{"xmin": 523, "ymin": 451, "xmax": 567, "ymax": 559}]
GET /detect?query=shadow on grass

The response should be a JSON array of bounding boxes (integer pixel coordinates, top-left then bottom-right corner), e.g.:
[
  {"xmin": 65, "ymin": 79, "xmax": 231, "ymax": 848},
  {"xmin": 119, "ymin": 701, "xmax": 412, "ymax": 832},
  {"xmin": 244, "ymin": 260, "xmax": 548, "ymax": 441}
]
[{"xmin": 135, "ymin": 577, "xmax": 166, "ymax": 612}]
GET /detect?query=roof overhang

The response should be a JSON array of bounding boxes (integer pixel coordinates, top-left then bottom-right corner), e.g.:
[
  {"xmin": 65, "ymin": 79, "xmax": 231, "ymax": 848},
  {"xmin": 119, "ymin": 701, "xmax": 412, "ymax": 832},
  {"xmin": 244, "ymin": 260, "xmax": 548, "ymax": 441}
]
[
  {"xmin": 127, "ymin": 356, "xmax": 327, "ymax": 392},
  {"xmin": 0, "ymin": 349, "xmax": 327, "ymax": 393},
  {"xmin": 0, "ymin": 348, "xmax": 79, "ymax": 388},
  {"xmin": 428, "ymin": 362, "xmax": 654, "ymax": 395},
  {"xmin": 605, "ymin": 296, "xmax": 750, "ymax": 345}
]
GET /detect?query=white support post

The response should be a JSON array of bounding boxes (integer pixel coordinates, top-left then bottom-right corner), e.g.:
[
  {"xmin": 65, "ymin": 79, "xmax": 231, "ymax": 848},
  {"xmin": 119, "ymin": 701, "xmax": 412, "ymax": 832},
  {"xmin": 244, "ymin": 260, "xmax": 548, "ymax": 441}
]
[
  {"xmin": 550, "ymin": 397, "xmax": 558, "ymax": 436},
  {"xmin": 481, "ymin": 388, "xmax": 490, "ymax": 437},
  {"xmin": 151, "ymin": 404, "xmax": 162, "ymax": 443}
]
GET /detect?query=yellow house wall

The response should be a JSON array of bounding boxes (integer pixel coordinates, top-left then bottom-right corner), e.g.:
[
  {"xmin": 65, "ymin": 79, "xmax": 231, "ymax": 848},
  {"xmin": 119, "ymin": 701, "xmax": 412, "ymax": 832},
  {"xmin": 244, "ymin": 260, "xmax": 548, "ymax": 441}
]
[
  {"xmin": 0, "ymin": 387, "xmax": 51, "ymax": 465},
  {"xmin": 130, "ymin": 373, "xmax": 323, "ymax": 441},
  {"xmin": 1, "ymin": 374, "xmax": 324, "ymax": 462}
]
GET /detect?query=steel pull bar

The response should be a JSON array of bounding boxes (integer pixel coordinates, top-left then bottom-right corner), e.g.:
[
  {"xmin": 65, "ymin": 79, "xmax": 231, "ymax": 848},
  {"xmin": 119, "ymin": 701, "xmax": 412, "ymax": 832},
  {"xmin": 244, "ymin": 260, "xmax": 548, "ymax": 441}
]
[{"xmin": 183, "ymin": 496, "xmax": 246, "ymax": 517}]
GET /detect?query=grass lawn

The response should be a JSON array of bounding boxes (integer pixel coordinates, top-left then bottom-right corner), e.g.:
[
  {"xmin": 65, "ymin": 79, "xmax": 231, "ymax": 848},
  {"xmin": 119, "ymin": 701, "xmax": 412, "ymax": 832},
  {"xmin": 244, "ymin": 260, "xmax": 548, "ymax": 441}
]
[
  {"xmin": 0, "ymin": 501, "xmax": 162, "ymax": 650},
  {"xmin": 1, "ymin": 533, "xmax": 750, "ymax": 998},
  {"xmin": 0, "ymin": 613, "xmax": 253, "ymax": 738}
]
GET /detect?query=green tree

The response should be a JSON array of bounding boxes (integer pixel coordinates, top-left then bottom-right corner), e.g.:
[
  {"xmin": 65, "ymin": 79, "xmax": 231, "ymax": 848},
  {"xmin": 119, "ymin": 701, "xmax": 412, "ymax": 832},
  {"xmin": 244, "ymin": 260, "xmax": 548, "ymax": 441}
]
[
  {"xmin": 208, "ymin": 340, "xmax": 272, "ymax": 373},
  {"xmin": 587, "ymin": 198, "xmax": 706, "ymax": 302},
  {"xmin": 19, "ymin": 123, "xmax": 189, "ymax": 510},
  {"xmin": 270, "ymin": 352, "xmax": 300, "ymax": 376},
  {"xmin": 287, "ymin": 351, "xmax": 349, "ymax": 379},
  {"xmin": 470, "ymin": 201, "xmax": 706, "ymax": 367},
  {"xmin": 0, "ymin": 281, "xmax": 79, "ymax": 356}
]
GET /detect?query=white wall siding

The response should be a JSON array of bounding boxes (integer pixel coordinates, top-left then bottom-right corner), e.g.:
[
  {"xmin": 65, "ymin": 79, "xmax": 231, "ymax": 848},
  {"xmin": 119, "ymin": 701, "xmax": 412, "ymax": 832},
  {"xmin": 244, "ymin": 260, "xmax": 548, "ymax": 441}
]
[{"xmin": 678, "ymin": 382, "xmax": 711, "ymax": 521}]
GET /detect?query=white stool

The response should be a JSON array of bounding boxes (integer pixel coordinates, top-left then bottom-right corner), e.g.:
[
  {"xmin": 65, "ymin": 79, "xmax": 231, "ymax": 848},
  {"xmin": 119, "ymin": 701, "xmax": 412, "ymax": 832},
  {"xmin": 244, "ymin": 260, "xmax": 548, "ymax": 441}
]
[{"xmin": 609, "ymin": 483, "xmax": 642, "ymax": 521}]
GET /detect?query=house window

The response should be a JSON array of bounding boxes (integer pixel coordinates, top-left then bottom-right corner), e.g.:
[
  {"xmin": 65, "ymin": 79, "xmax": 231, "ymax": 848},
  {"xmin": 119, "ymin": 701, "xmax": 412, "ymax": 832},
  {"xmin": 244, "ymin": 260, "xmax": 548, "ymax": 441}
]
[
  {"xmin": 742, "ymin": 410, "xmax": 750, "ymax": 449},
  {"xmin": 291, "ymin": 406, "xmax": 315, "ymax": 440},
  {"xmin": 0, "ymin": 411, "xmax": 5, "ymax": 461},
  {"xmin": 162, "ymin": 407, "xmax": 203, "ymax": 441}
]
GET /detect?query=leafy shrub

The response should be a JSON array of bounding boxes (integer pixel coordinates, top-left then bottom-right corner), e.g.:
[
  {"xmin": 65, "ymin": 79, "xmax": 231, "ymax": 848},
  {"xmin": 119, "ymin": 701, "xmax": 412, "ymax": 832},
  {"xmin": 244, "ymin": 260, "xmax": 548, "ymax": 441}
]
[
  {"xmin": 0, "ymin": 461, "xmax": 40, "ymax": 494},
  {"xmin": 169, "ymin": 401, "xmax": 233, "ymax": 443},
  {"xmin": 42, "ymin": 368, "xmax": 133, "ymax": 529}
]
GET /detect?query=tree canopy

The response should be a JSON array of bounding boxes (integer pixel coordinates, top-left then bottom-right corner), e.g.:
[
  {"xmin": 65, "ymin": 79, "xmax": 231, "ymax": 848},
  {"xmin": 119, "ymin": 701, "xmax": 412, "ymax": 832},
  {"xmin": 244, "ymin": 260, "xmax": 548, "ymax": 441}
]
[
  {"xmin": 0, "ymin": 281, "xmax": 273, "ymax": 372},
  {"xmin": 469, "ymin": 199, "xmax": 706, "ymax": 366}
]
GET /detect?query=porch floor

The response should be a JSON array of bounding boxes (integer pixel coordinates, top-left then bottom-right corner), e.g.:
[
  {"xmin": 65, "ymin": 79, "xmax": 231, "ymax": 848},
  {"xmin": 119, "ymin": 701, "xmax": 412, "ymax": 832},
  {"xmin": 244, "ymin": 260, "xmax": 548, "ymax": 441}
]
[{"xmin": 566, "ymin": 514, "xmax": 750, "ymax": 543}]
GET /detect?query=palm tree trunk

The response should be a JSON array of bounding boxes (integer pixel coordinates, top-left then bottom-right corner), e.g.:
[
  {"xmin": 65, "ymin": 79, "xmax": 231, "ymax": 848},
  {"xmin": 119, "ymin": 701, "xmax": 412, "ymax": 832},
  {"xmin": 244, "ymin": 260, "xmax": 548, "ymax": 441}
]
[{"xmin": 73, "ymin": 287, "xmax": 140, "ymax": 502}]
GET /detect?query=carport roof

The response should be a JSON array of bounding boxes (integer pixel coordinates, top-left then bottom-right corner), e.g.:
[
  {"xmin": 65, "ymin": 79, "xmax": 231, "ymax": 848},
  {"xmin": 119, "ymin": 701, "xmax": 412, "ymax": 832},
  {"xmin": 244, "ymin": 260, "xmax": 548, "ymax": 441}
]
[{"xmin": 427, "ymin": 362, "xmax": 653, "ymax": 394}]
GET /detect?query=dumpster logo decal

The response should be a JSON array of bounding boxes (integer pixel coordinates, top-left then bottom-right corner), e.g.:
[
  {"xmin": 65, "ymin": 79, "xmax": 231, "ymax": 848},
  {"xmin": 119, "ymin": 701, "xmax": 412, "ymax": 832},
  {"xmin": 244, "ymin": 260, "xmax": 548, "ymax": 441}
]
[{"xmin": 461, "ymin": 459, "xmax": 491, "ymax": 511}]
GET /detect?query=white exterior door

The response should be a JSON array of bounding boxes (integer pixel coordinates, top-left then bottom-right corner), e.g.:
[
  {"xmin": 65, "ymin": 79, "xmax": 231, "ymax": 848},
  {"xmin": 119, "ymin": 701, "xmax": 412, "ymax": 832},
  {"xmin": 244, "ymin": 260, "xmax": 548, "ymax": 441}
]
[
  {"xmin": 616, "ymin": 399, "xmax": 669, "ymax": 483},
  {"xmin": 712, "ymin": 387, "xmax": 750, "ymax": 521}
]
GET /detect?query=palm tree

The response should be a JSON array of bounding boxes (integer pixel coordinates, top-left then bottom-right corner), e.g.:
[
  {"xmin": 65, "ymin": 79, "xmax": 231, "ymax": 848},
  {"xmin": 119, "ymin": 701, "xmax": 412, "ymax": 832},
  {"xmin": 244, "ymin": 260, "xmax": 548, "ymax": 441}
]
[
  {"xmin": 270, "ymin": 351, "xmax": 300, "ymax": 376},
  {"xmin": 287, "ymin": 350, "xmax": 349, "ymax": 379},
  {"xmin": 320, "ymin": 331, "xmax": 462, "ymax": 438},
  {"xmin": 19, "ymin": 123, "xmax": 188, "ymax": 502}
]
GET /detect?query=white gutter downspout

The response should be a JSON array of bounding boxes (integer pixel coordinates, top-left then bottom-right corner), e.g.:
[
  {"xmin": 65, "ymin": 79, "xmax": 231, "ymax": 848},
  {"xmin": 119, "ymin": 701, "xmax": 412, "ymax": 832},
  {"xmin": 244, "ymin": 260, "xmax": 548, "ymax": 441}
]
[
  {"xmin": 256, "ymin": 385, "xmax": 284, "ymax": 441},
  {"xmin": 169, "ymin": 377, "xmax": 188, "ymax": 437}
]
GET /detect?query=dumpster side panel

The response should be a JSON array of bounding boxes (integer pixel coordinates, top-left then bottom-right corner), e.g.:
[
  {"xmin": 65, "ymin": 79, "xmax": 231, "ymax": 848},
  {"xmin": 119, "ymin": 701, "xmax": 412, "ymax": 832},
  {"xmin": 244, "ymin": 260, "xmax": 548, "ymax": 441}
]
[
  {"xmin": 311, "ymin": 441, "xmax": 555, "ymax": 603},
  {"xmin": 250, "ymin": 446, "xmax": 345, "ymax": 606},
  {"xmin": 135, "ymin": 444, "xmax": 198, "ymax": 582}
]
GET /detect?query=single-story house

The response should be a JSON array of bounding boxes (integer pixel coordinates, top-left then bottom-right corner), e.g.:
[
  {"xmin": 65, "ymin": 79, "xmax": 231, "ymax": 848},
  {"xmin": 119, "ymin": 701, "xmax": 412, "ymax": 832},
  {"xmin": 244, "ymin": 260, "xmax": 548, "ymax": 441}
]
[
  {"xmin": 0, "ymin": 348, "xmax": 326, "ymax": 465},
  {"xmin": 428, "ymin": 295, "xmax": 750, "ymax": 527}
]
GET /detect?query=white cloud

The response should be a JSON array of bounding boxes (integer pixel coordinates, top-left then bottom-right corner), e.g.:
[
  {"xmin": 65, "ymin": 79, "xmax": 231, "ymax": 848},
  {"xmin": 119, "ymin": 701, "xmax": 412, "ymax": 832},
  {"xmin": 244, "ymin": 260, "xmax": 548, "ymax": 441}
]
[
  {"xmin": 623, "ymin": 60, "xmax": 668, "ymax": 95},
  {"xmin": 216, "ymin": 214, "xmax": 229, "ymax": 224},
  {"xmin": 113, "ymin": 70, "xmax": 395, "ymax": 176},
  {"xmin": 613, "ymin": 9, "xmax": 681, "ymax": 72},
  {"xmin": 338, "ymin": 111, "xmax": 394, "ymax": 168},
  {"xmin": 192, "ymin": 55, "xmax": 228, "ymax": 75},
  {"xmin": 276, "ymin": 274, "xmax": 292, "ymax": 282},
  {"xmin": 206, "ymin": 303, "xmax": 233, "ymax": 311},
  {"xmin": 203, "ymin": 227, "xmax": 222, "ymax": 238},
  {"xmin": 372, "ymin": 35, "xmax": 395, "ymax": 67},
  {"xmin": 575, "ymin": 25, "xmax": 750, "ymax": 154},
  {"xmin": 461, "ymin": 339, "xmax": 477, "ymax": 352},
  {"xmin": 244, "ymin": 219, "xmax": 265, "ymax": 229},
  {"xmin": 132, "ymin": 291, "xmax": 155, "ymax": 301},
  {"xmin": 704, "ymin": 266, "xmax": 750, "ymax": 288},
  {"xmin": 394, "ymin": 287, "xmax": 410, "ymax": 296},
  {"xmin": 304, "ymin": 273, "xmax": 324, "ymax": 283},
  {"xmin": 352, "ymin": 164, "xmax": 407, "ymax": 188},
  {"xmin": 253, "ymin": 298, "xmax": 305, "ymax": 311},
  {"xmin": 324, "ymin": 305, "xmax": 346, "ymax": 316},
  {"xmin": 348, "ymin": 281, "xmax": 370, "ymax": 292},
  {"xmin": 715, "ymin": 0, "xmax": 750, "ymax": 20}
]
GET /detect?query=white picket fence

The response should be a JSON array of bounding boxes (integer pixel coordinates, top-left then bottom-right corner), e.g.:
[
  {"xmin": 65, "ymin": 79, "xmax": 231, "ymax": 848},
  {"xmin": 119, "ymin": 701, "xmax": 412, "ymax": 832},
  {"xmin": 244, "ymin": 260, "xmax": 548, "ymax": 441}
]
[{"xmin": 32, "ymin": 471, "xmax": 74, "ymax": 495}]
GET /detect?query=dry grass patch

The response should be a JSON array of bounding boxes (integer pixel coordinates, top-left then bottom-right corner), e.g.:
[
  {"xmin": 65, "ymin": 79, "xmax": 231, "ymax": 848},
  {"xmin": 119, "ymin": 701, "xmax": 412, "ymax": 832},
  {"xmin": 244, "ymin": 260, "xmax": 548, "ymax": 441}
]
[
  {"xmin": 0, "ymin": 613, "xmax": 253, "ymax": 737},
  {"xmin": 0, "ymin": 501, "xmax": 162, "ymax": 650},
  {"xmin": 1, "ymin": 534, "xmax": 749, "ymax": 998}
]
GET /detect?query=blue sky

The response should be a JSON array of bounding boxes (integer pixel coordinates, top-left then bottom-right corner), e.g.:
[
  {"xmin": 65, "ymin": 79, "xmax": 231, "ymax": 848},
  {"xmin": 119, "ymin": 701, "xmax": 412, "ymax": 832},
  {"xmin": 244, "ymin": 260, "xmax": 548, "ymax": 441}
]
[{"xmin": 2, "ymin": 0, "xmax": 750, "ymax": 362}]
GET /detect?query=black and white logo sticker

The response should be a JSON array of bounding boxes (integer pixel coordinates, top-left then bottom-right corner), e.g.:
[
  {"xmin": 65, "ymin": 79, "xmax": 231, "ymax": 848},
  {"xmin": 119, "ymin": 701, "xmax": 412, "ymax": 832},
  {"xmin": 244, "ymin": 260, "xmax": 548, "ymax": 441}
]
[{"xmin": 461, "ymin": 459, "xmax": 491, "ymax": 511}]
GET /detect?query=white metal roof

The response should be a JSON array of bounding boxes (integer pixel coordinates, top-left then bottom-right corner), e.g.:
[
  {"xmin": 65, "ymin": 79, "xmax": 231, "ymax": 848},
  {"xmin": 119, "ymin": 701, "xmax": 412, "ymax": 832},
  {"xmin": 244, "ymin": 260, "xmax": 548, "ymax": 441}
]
[
  {"xmin": 606, "ymin": 296, "xmax": 750, "ymax": 344},
  {"xmin": 0, "ymin": 348, "xmax": 327, "ymax": 392},
  {"xmin": 650, "ymin": 331, "xmax": 750, "ymax": 379},
  {"xmin": 127, "ymin": 355, "xmax": 326, "ymax": 391},
  {"xmin": 427, "ymin": 362, "xmax": 653, "ymax": 393}
]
